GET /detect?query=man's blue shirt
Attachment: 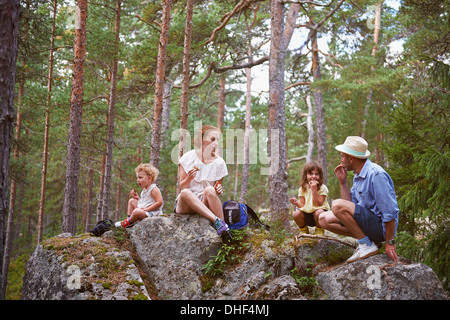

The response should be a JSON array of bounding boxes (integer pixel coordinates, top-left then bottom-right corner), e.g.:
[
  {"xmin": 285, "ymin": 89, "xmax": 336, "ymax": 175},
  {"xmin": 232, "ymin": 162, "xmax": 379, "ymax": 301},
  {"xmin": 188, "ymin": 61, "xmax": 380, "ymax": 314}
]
[{"xmin": 350, "ymin": 159, "xmax": 399, "ymax": 236}]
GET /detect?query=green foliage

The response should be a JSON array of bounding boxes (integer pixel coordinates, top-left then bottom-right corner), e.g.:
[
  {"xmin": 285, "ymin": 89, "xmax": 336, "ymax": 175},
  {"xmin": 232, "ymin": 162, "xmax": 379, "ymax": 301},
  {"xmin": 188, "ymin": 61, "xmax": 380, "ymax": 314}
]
[
  {"xmin": 5, "ymin": 254, "xmax": 30, "ymax": 300},
  {"xmin": 201, "ymin": 229, "xmax": 250, "ymax": 278},
  {"xmin": 290, "ymin": 265, "xmax": 321, "ymax": 299},
  {"xmin": 381, "ymin": 0, "xmax": 449, "ymax": 289}
]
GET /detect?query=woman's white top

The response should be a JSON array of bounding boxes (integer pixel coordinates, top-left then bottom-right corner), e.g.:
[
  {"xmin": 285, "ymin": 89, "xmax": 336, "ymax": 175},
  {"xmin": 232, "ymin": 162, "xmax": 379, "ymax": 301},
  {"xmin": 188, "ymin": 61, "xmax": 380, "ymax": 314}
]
[
  {"xmin": 179, "ymin": 149, "xmax": 228, "ymax": 200},
  {"xmin": 137, "ymin": 183, "xmax": 163, "ymax": 215}
]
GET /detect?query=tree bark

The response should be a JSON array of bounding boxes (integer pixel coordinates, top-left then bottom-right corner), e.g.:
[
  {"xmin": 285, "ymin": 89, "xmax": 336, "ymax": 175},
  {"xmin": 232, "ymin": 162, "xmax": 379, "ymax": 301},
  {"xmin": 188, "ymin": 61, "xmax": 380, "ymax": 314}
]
[
  {"xmin": 150, "ymin": 0, "xmax": 172, "ymax": 169},
  {"xmin": 84, "ymin": 160, "xmax": 94, "ymax": 232},
  {"xmin": 62, "ymin": 0, "xmax": 88, "ymax": 235},
  {"xmin": 217, "ymin": 75, "xmax": 226, "ymax": 130},
  {"xmin": 311, "ymin": 31, "xmax": 327, "ymax": 184},
  {"xmin": 37, "ymin": 0, "xmax": 57, "ymax": 245},
  {"xmin": 268, "ymin": 0, "xmax": 289, "ymax": 230},
  {"xmin": 0, "ymin": 0, "xmax": 20, "ymax": 300},
  {"xmin": 177, "ymin": 0, "xmax": 193, "ymax": 195},
  {"xmin": 305, "ymin": 94, "xmax": 314, "ymax": 163},
  {"xmin": 239, "ymin": 46, "xmax": 252, "ymax": 204},
  {"xmin": 161, "ymin": 81, "xmax": 172, "ymax": 148},
  {"xmin": 267, "ymin": 0, "xmax": 300, "ymax": 230},
  {"xmin": 101, "ymin": 0, "xmax": 121, "ymax": 220}
]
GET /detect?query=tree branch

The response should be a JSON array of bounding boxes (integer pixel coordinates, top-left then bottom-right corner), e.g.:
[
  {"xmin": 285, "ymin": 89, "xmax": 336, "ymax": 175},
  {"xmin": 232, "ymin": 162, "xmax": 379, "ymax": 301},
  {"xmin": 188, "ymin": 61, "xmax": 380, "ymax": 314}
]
[
  {"xmin": 206, "ymin": 0, "xmax": 250, "ymax": 44},
  {"xmin": 285, "ymin": 81, "xmax": 311, "ymax": 90},
  {"xmin": 173, "ymin": 56, "xmax": 269, "ymax": 89}
]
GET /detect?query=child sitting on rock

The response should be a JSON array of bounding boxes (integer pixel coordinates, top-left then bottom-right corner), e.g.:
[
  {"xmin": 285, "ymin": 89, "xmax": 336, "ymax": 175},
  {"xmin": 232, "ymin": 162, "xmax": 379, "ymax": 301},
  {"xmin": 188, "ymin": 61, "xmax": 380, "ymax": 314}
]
[
  {"xmin": 290, "ymin": 161, "xmax": 330, "ymax": 235},
  {"xmin": 115, "ymin": 163, "xmax": 164, "ymax": 228}
]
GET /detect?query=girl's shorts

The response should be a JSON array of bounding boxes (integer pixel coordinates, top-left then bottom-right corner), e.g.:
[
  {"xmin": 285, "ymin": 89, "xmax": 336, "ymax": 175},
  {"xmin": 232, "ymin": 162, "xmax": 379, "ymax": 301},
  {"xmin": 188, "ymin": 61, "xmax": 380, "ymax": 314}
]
[{"xmin": 298, "ymin": 209, "xmax": 328, "ymax": 227}]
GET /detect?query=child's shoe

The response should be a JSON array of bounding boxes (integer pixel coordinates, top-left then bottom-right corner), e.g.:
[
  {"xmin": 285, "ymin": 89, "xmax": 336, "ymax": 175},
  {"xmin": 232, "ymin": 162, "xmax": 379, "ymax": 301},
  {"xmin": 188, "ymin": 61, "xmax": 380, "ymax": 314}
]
[
  {"xmin": 299, "ymin": 226, "xmax": 309, "ymax": 234},
  {"xmin": 313, "ymin": 227, "xmax": 324, "ymax": 235},
  {"xmin": 214, "ymin": 218, "xmax": 229, "ymax": 236},
  {"xmin": 115, "ymin": 218, "xmax": 134, "ymax": 229}
]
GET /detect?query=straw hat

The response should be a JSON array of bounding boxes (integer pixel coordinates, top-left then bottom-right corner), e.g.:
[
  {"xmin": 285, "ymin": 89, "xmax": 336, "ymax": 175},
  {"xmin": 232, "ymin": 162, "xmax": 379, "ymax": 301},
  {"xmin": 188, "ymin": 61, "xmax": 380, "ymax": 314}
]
[{"xmin": 335, "ymin": 136, "xmax": 371, "ymax": 159}]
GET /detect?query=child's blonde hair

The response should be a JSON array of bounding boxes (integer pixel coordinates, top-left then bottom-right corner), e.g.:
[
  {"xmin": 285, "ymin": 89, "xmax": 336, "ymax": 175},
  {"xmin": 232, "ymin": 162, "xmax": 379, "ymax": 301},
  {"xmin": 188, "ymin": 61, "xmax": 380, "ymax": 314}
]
[
  {"xmin": 135, "ymin": 163, "xmax": 159, "ymax": 180},
  {"xmin": 300, "ymin": 161, "xmax": 324, "ymax": 191}
]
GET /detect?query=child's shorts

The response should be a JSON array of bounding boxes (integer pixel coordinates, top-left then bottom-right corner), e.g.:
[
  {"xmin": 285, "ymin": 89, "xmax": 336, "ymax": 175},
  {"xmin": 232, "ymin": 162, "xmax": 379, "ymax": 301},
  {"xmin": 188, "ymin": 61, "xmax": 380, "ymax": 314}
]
[{"xmin": 301, "ymin": 209, "xmax": 328, "ymax": 227}]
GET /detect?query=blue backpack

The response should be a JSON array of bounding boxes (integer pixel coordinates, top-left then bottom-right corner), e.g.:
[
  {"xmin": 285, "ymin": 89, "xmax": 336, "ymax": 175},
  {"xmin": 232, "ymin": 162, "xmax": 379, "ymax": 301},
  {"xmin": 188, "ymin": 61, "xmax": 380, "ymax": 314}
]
[{"xmin": 223, "ymin": 200, "xmax": 270, "ymax": 230}]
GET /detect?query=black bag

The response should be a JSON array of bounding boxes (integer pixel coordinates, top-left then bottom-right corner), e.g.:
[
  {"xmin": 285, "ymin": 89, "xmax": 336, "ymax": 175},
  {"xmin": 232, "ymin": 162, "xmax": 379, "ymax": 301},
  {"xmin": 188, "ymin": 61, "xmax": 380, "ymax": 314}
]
[
  {"xmin": 89, "ymin": 219, "xmax": 114, "ymax": 237},
  {"xmin": 223, "ymin": 200, "xmax": 270, "ymax": 230}
]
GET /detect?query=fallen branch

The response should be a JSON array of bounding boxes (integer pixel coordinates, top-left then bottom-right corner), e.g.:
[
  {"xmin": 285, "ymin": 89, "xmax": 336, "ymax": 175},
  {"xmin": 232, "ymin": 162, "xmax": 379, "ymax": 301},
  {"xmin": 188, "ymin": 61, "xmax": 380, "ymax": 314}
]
[{"xmin": 295, "ymin": 234, "xmax": 357, "ymax": 248}]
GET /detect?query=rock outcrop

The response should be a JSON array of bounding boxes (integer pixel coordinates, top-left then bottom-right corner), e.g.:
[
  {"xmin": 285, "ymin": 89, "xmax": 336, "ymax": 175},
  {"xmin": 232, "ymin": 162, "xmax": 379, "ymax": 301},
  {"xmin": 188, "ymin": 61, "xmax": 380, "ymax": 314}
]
[
  {"xmin": 22, "ymin": 233, "xmax": 150, "ymax": 300},
  {"xmin": 317, "ymin": 254, "xmax": 447, "ymax": 300},
  {"xmin": 22, "ymin": 213, "xmax": 447, "ymax": 300}
]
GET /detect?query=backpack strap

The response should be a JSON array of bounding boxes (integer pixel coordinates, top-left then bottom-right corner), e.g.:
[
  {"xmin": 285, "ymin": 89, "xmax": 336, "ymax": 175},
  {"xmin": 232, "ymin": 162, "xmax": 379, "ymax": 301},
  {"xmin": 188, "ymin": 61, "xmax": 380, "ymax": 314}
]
[{"xmin": 245, "ymin": 204, "xmax": 270, "ymax": 230}]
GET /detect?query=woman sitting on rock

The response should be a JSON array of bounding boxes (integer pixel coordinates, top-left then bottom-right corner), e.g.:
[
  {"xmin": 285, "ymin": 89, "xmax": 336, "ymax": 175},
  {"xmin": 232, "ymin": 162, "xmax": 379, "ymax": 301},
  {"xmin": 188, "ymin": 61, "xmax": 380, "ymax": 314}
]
[{"xmin": 174, "ymin": 125, "xmax": 229, "ymax": 236}]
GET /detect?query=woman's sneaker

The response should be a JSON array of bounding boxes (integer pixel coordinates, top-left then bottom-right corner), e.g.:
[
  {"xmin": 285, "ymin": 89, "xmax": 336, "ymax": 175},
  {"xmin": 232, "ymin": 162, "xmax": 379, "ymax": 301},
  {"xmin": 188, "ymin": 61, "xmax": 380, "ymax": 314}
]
[
  {"xmin": 214, "ymin": 218, "xmax": 229, "ymax": 236},
  {"xmin": 347, "ymin": 242, "xmax": 379, "ymax": 263}
]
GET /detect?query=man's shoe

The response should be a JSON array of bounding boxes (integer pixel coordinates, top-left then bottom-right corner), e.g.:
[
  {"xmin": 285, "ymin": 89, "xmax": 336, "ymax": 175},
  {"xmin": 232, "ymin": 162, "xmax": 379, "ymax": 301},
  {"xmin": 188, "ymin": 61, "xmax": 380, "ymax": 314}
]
[{"xmin": 347, "ymin": 242, "xmax": 379, "ymax": 263}]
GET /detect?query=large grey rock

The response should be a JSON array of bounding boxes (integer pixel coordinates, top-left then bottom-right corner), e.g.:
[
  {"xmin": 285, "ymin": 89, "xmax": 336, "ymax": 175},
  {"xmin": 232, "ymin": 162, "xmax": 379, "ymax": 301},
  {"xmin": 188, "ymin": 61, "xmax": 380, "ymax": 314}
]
[
  {"xmin": 22, "ymin": 233, "xmax": 150, "ymax": 300},
  {"xmin": 317, "ymin": 254, "xmax": 447, "ymax": 300},
  {"xmin": 128, "ymin": 214, "xmax": 223, "ymax": 299},
  {"xmin": 254, "ymin": 275, "xmax": 305, "ymax": 300}
]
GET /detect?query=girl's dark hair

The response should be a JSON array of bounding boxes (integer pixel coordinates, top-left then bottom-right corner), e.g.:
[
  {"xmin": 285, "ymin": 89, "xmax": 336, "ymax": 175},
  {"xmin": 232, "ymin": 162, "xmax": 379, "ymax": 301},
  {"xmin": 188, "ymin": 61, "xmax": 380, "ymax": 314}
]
[{"xmin": 300, "ymin": 161, "xmax": 324, "ymax": 191}]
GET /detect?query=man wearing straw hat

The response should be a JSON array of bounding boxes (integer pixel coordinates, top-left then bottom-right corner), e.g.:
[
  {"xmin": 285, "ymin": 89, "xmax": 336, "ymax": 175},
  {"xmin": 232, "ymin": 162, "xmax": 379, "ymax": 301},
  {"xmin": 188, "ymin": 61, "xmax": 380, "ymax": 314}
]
[{"xmin": 319, "ymin": 136, "xmax": 399, "ymax": 263}]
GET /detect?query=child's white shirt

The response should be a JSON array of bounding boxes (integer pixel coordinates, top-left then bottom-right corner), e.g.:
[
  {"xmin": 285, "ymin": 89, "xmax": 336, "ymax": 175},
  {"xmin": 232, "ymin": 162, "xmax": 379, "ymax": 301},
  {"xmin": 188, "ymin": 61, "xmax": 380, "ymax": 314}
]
[{"xmin": 137, "ymin": 183, "xmax": 163, "ymax": 215}]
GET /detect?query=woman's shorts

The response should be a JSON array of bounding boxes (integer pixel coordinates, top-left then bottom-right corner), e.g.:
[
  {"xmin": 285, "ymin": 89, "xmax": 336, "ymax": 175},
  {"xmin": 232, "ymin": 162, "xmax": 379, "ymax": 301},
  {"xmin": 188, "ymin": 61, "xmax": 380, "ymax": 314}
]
[{"xmin": 353, "ymin": 205, "xmax": 385, "ymax": 243}]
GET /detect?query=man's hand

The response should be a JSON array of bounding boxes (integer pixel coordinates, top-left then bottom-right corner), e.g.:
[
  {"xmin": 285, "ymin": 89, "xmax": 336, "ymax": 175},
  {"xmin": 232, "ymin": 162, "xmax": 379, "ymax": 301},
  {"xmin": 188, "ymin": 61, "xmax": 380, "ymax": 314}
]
[
  {"xmin": 385, "ymin": 243, "xmax": 398, "ymax": 262},
  {"xmin": 334, "ymin": 164, "xmax": 348, "ymax": 184}
]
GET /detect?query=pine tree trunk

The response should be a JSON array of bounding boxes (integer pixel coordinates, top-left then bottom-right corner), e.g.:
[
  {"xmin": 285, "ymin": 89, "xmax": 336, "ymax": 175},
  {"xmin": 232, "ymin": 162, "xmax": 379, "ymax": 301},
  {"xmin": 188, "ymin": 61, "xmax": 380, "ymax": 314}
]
[
  {"xmin": 311, "ymin": 32, "xmax": 327, "ymax": 184},
  {"xmin": 37, "ymin": 0, "xmax": 57, "ymax": 245},
  {"xmin": 267, "ymin": 0, "xmax": 300, "ymax": 230},
  {"xmin": 0, "ymin": 0, "xmax": 20, "ymax": 300},
  {"xmin": 217, "ymin": 75, "xmax": 226, "ymax": 130},
  {"xmin": 306, "ymin": 94, "xmax": 314, "ymax": 163},
  {"xmin": 96, "ymin": 148, "xmax": 106, "ymax": 222},
  {"xmin": 177, "ymin": 0, "xmax": 193, "ymax": 195},
  {"xmin": 362, "ymin": 1, "xmax": 383, "ymax": 142},
  {"xmin": 4, "ymin": 0, "xmax": 30, "ymax": 298},
  {"xmin": 161, "ymin": 81, "xmax": 172, "ymax": 148},
  {"xmin": 268, "ymin": 0, "xmax": 289, "ymax": 230},
  {"xmin": 114, "ymin": 159, "xmax": 122, "ymax": 221},
  {"xmin": 101, "ymin": 0, "xmax": 121, "ymax": 220},
  {"xmin": 62, "ymin": 0, "xmax": 88, "ymax": 235},
  {"xmin": 239, "ymin": 46, "xmax": 252, "ymax": 204},
  {"xmin": 84, "ymin": 161, "xmax": 94, "ymax": 232},
  {"xmin": 150, "ymin": 0, "xmax": 172, "ymax": 169}
]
